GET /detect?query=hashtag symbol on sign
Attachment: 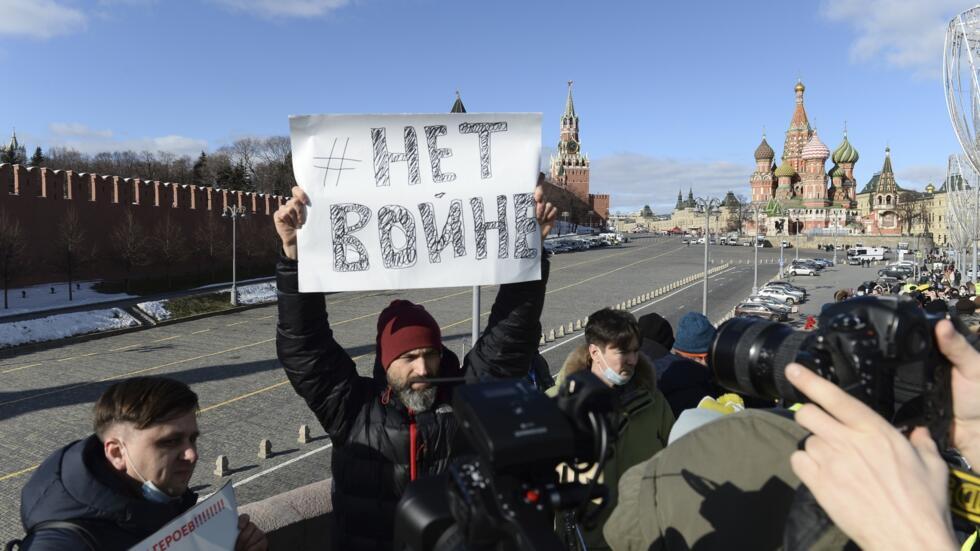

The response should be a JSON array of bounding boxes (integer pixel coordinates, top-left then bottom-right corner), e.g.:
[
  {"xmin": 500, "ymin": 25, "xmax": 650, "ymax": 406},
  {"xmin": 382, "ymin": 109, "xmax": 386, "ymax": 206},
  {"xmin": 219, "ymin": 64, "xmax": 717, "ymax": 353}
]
[{"xmin": 314, "ymin": 137, "xmax": 362, "ymax": 187}]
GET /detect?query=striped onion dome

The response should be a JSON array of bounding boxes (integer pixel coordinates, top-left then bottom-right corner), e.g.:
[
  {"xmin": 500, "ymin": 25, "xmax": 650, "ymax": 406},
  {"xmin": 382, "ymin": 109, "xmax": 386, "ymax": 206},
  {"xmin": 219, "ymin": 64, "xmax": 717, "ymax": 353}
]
[
  {"xmin": 832, "ymin": 134, "xmax": 859, "ymax": 164},
  {"xmin": 801, "ymin": 131, "xmax": 830, "ymax": 160}
]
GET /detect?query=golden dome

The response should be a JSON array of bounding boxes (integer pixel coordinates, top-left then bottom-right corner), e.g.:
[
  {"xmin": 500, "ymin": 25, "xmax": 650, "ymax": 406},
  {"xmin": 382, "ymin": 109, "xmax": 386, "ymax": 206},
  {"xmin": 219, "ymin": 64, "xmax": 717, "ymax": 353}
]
[{"xmin": 795, "ymin": 80, "xmax": 805, "ymax": 93}]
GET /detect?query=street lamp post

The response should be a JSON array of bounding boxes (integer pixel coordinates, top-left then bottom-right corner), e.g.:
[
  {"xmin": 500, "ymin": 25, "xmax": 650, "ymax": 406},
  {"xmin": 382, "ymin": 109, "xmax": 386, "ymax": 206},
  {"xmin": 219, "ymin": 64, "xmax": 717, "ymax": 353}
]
[
  {"xmin": 832, "ymin": 212, "xmax": 839, "ymax": 266},
  {"xmin": 696, "ymin": 197, "xmax": 721, "ymax": 315},
  {"xmin": 744, "ymin": 203, "xmax": 763, "ymax": 294},
  {"xmin": 794, "ymin": 210, "xmax": 801, "ymax": 260},
  {"xmin": 561, "ymin": 211, "xmax": 570, "ymax": 237},
  {"xmin": 222, "ymin": 204, "xmax": 247, "ymax": 306}
]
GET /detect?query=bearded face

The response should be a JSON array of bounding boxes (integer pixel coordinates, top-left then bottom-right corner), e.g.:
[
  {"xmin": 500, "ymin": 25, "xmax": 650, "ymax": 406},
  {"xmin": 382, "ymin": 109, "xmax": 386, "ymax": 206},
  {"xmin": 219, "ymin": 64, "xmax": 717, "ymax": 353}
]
[{"xmin": 386, "ymin": 347, "xmax": 441, "ymax": 412}]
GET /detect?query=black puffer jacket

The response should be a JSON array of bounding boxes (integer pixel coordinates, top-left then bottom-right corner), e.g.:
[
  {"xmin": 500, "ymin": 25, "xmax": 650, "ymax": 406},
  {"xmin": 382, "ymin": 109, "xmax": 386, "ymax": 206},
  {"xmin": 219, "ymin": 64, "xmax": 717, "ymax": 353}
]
[
  {"xmin": 276, "ymin": 255, "xmax": 549, "ymax": 551},
  {"xmin": 18, "ymin": 435, "xmax": 196, "ymax": 550}
]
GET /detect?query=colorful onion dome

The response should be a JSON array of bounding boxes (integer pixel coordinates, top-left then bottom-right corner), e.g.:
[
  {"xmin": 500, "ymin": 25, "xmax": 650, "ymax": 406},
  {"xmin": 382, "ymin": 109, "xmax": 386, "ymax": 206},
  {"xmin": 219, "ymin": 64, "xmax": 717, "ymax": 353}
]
[
  {"xmin": 754, "ymin": 137, "xmax": 774, "ymax": 160},
  {"xmin": 828, "ymin": 164, "xmax": 846, "ymax": 178},
  {"xmin": 832, "ymin": 134, "xmax": 859, "ymax": 164},
  {"xmin": 774, "ymin": 160, "xmax": 797, "ymax": 178},
  {"xmin": 801, "ymin": 131, "xmax": 830, "ymax": 160}
]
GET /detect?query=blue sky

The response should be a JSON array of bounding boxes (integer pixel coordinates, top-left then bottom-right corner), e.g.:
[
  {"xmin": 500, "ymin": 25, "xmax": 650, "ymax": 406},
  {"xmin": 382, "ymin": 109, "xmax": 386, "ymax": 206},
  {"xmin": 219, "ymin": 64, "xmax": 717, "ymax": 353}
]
[{"xmin": 0, "ymin": 0, "xmax": 972, "ymax": 213}]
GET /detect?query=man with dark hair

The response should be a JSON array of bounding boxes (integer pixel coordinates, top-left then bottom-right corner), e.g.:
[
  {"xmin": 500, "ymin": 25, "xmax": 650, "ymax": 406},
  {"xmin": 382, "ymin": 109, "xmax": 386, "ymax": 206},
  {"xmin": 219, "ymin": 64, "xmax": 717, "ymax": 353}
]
[
  {"xmin": 547, "ymin": 308, "xmax": 674, "ymax": 550},
  {"xmin": 273, "ymin": 185, "xmax": 557, "ymax": 550},
  {"xmin": 17, "ymin": 377, "xmax": 266, "ymax": 551}
]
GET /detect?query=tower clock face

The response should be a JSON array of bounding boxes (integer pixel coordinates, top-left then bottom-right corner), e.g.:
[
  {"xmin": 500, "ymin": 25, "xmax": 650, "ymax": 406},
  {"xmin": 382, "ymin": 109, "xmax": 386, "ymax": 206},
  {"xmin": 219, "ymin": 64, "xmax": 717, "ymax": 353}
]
[{"xmin": 566, "ymin": 140, "xmax": 578, "ymax": 153}]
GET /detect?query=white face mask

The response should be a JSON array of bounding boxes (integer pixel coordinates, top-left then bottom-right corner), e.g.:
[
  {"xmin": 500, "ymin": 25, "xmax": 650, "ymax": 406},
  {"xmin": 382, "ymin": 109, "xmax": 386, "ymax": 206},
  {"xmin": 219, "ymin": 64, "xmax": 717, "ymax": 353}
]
[
  {"xmin": 595, "ymin": 347, "xmax": 633, "ymax": 386},
  {"xmin": 121, "ymin": 442, "xmax": 180, "ymax": 504}
]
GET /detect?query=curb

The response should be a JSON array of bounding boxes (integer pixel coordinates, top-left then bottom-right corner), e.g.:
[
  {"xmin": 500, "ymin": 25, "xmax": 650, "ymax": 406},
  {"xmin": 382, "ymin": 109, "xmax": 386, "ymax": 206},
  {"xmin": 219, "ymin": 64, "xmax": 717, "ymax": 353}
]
[
  {"xmin": 537, "ymin": 262, "xmax": 733, "ymax": 345},
  {"xmin": 0, "ymin": 300, "xmax": 277, "ymax": 358}
]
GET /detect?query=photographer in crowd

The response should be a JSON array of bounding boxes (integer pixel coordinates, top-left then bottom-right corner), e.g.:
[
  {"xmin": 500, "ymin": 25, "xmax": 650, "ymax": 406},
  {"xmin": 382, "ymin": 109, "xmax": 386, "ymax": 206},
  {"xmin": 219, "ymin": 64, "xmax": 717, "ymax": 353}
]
[
  {"xmin": 784, "ymin": 316, "xmax": 980, "ymax": 549},
  {"xmin": 273, "ymin": 185, "xmax": 557, "ymax": 550},
  {"xmin": 16, "ymin": 377, "xmax": 266, "ymax": 551},
  {"xmin": 547, "ymin": 308, "xmax": 674, "ymax": 550}
]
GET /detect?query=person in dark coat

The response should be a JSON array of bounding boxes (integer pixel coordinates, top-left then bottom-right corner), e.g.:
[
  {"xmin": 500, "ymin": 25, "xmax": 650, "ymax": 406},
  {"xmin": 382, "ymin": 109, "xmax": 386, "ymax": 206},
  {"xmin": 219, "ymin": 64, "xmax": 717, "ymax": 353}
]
[
  {"xmin": 17, "ymin": 377, "xmax": 266, "ymax": 551},
  {"xmin": 653, "ymin": 312, "xmax": 723, "ymax": 418},
  {"xmin": 637, "ymin": 312, "xmax": 674, "ymax": 362},
  {"xmin": 273, "ymin": 186, "xmax": 557, "ymax": 551}
]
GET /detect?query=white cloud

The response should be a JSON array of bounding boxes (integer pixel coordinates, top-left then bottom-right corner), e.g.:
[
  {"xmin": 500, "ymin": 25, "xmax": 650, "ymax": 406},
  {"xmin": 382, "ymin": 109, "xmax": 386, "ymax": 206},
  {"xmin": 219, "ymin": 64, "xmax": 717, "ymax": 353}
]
[
  {"xmin": 590, "ymin": 153, "xmax": 753, "ymax": 215},
  {"xmin": 820, "ymin": 0, "xmax": 967, "ymax": 78},
  {"xmin": 212, "ymin": 0, "xmax": 350, "ymax": 18},
  {"xmin": 0, "ymin": 0, "xmax": 87, "ymax": 39},
  {"xmin": 897, "ymin": 164, "xmax": 947, "ymax": 189},
  {"xmin": 49, "ymin": 122, "xmax": 114, "ymax": 138},
  {"xmin": 46, "ymin": 129, "xmax": 208, "ymax": 157}
]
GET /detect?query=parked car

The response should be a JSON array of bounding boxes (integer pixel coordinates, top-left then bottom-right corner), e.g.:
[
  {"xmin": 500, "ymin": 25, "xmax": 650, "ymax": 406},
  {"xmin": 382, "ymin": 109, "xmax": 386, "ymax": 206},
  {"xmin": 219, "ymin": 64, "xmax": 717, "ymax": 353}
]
[
  {"xmin": 735, "ymin": 302, "xmax": 787, "ymax": 321},
  {"xmin": 877, "ymin": 268, "xmax": 910, "ymax": 280},
  {"xmin": 781, "ymin": 241, "xmax": 792, "ymax": 248},
  {"xmin": 847, "ymin": 256, "xmax": 863, "ymax": 265},
  {"xmin": 746, "ymin": 295, "xmax": 796, "ymax": 314},
  {"xmin": 792, "ymin": 258, "xmax": 824, "ymax": 269},
  {"xmin": 757, "ymin": 287, "xmax": 802, "ymax": 305},
  {"xmin": 764, "ymin": 280, "xmax": 807, "ymax": 296},
  {"xmin": 762, "ymin": 284, "xmax": 806, "ymax": 303},
  {"xmin": 788, "ymin": 265, "xmax": 819, "ymax": 276},
  {"xmin": 812, "ymin": 258, "xmax": 834, "ymax": 268}
]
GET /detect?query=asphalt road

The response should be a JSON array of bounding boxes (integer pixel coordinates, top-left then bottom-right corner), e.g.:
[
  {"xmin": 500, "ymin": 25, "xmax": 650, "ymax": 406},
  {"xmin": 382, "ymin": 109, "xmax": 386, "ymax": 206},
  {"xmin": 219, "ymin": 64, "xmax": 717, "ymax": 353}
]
[{"xmin": 0, "ymin": 236, "xmax": 814, "ymax": 541}]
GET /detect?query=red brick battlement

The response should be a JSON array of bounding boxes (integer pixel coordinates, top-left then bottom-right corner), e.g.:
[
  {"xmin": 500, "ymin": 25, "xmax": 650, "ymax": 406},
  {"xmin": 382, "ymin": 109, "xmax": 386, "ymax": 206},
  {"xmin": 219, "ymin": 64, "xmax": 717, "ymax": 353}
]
[{"xmin": 0, "ymin": 163, "xmax": 288, "ymax": 286}]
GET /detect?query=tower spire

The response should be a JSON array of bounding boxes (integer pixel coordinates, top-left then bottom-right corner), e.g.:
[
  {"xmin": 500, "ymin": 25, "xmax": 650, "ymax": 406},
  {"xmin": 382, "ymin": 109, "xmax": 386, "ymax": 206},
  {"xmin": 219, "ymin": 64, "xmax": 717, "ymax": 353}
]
[
  {"xmin": 564, "ymin": 80, "xmax": 576, "ymax": 118},
  {"xmin": 450, "ymin": 90, "xmax": 466, "ymax": 113}
]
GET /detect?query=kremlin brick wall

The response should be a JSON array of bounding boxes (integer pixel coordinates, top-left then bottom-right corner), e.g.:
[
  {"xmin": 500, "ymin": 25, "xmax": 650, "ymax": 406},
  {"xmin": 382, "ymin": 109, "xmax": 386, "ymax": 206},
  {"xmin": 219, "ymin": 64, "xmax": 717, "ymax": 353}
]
[{"xmin": 0, "ymin": 162, "xmax": 286, "ymax": 287}]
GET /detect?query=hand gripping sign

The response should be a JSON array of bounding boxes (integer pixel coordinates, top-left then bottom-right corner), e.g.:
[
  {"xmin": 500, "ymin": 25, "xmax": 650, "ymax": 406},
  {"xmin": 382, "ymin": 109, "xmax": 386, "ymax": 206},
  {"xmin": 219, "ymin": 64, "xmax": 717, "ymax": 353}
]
[
  {"xmin": 289, "ymin": 113, "xmax": 543, "ymax": 292},
  {"xmin": 133, "ymin": 482, "xmax": 238, "ymax": 551}
]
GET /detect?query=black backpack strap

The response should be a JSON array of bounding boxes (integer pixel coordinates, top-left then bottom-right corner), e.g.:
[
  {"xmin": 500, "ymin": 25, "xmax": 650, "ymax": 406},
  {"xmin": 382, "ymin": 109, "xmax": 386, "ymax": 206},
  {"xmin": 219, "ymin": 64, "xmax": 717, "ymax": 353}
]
[{"xmin": 5, "ymin": 520, "xmax": 98, "ymax": 551}]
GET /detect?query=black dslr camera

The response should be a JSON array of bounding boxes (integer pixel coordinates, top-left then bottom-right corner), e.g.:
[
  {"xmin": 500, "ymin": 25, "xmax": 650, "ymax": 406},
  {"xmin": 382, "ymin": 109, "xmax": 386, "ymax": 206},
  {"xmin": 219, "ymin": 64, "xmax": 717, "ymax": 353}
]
[
  {"xmin": 709, "ymin": 295, "xmax": 975, "ymax": 421},
  {"xmin": 393, "ymin": 372, "xmax": 617, "ymax": 551}
]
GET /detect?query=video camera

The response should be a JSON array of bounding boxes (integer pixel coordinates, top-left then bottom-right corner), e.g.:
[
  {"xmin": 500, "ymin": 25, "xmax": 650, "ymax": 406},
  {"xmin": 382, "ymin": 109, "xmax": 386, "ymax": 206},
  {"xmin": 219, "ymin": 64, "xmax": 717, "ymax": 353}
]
[{"xmin": 393, "ymin": 372, "xmax": 617, "ymax": 551}]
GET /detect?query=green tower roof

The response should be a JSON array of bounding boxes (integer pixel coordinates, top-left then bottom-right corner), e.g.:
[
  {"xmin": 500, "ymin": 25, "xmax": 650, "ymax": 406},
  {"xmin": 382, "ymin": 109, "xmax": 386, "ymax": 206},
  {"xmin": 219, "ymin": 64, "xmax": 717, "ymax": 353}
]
[{"xmin": 774, "ymin": 160, "xmax": 796, "ymax": 178}]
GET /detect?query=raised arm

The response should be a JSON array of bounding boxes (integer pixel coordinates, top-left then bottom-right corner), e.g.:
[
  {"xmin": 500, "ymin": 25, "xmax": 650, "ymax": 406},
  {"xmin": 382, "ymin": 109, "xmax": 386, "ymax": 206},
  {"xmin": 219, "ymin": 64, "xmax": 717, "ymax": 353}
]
[
  {"xmin": 464, "ymin": 186, "xmax": 556, "ymax": 381},
  {"xmin": 274, "ymin": 188, "xmax": 365, "ymax": 442}
]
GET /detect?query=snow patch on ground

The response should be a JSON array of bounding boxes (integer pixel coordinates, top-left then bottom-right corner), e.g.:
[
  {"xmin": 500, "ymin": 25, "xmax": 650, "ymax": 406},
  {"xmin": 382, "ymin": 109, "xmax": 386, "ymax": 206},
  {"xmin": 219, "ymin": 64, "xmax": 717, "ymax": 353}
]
[
  {"xmin": 234, "ymin": 282, "xmax": 277, "ymax": 305},
  {"xmin": 136, "ymin": 281, "xmax": 276, "ymax": 322},
  {"xmin": 0, "ymin": 308, "xmax": 140, "ymax": 349},
  {"xmin": 137, "ymin": 301, "xmax": 173, "ymax": 322}
]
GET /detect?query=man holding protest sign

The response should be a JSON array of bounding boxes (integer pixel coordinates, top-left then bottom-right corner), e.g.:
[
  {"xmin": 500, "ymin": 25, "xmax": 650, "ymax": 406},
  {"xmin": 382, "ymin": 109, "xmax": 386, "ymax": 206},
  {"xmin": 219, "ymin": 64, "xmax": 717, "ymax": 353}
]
[
  {"xmin": 16, "ymin": 377, "xmax": 267, "ymax": 551},
  {"xmin": 275, "ymin": 111, "xmax": 556, "ymax": 549}
]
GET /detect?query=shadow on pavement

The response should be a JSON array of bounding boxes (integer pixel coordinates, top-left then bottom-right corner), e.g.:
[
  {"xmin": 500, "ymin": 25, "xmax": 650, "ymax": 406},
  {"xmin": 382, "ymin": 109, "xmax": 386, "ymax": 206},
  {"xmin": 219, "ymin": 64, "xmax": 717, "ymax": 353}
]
[{"xmin": 0, "ymin": 342, "xmax": 370, "ymax": 421}]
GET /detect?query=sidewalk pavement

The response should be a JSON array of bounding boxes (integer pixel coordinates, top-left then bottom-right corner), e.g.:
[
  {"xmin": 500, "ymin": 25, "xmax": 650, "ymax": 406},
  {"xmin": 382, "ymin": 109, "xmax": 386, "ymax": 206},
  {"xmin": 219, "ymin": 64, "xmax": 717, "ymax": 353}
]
[{"xmin": 789, "ymin": 262, "xmax": 881, "ymax": 319}]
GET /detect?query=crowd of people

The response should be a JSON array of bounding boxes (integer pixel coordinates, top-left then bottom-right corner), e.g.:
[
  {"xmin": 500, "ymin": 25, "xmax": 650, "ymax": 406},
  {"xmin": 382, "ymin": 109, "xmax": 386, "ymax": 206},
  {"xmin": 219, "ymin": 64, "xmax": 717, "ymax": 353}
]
[{"xmin": 9, "ymin": 184, "xmax": 980, "ymax": 551}]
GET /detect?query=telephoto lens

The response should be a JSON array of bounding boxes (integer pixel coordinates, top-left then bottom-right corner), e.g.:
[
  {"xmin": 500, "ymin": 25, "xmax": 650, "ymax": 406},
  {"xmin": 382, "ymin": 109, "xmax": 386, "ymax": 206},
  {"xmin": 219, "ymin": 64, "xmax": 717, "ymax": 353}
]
[{"xmin": 708, "ymin": 317, "xmax": 826, "ymax": 404}]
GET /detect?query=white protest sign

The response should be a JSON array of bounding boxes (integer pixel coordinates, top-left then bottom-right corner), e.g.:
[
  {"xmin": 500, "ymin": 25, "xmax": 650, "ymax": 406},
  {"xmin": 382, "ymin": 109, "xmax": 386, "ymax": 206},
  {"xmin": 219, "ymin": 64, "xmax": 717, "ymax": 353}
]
[
  {"xmin": 132, "ymin": 482, "xmax": 237, "ymax": 551},
  {"xmin": 289, "ymin": 113, "xmax": 543, "ymax": 292}
]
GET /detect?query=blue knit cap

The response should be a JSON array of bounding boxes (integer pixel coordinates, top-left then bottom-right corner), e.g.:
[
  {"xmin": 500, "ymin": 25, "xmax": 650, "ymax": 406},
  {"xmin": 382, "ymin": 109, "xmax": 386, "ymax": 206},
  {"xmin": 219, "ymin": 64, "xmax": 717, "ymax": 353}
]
[{"xmin": 674, "ymin": 312, "xmax": 716, "ymax": 354}]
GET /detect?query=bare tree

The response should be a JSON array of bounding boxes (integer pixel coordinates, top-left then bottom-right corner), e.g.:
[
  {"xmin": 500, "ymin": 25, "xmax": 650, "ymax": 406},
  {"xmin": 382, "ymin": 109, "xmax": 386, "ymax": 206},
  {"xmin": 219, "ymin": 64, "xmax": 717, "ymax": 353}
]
[
  {"xmin": 151, "ymin": 213, "xmax": 188, "ymax": 289},
  {"xmin": 899, "ymin": 192, "xmax": 922, "ymax": 234},
  {"xmin": 0, "ymin": 209, "xmax": 27, "ymax": 308},
  {"xmin": 54, "ymin": 207, "xmax": 91, "ymax": 301},
  {"xmin": 192, "ymin": 213, "xmax": 228, "ymax": 282},
  {"xmin": 110, "ymin": 210, "xmax": 150, "ymax": 293}
]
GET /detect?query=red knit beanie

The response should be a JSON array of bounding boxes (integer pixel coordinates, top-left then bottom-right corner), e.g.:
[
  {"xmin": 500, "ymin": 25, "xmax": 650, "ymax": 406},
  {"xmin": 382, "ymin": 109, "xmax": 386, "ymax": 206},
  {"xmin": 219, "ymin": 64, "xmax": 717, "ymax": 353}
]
[{"xmin": 376, "ymin": 300, "xmax": 442, "ymax": 370}]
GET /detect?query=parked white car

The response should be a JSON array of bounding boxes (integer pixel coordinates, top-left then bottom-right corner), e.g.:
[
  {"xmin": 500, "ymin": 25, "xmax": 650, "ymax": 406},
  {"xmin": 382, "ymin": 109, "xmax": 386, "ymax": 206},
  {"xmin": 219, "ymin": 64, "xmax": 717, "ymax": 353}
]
[
  {"xmin": 747, "ymin": 295, "xmax": 798, "ymax": 314},
  {"xmin": 758, "ymin": 287, "xmax": 801, "ymax": 305},
  {"xmin": 788, "ymin": 266, "xmax": 819, "ymax": 276}
]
